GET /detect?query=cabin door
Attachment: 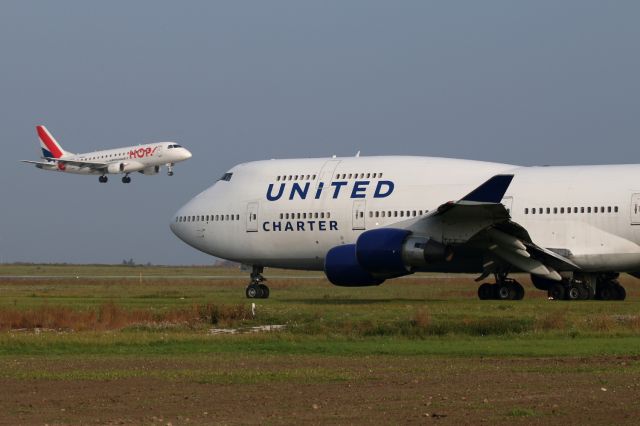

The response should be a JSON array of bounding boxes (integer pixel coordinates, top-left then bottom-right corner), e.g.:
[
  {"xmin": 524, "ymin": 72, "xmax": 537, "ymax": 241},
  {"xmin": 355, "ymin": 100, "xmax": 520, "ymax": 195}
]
[
  {"xmin": 246, "ymin": 202, "xmax": 259, "ymax": 232},
  {"xmin": 631, "ymin": 194, "xmax": 640, "ymax": 225},
  {"xmin": 352, "ymin": 200, "xmax": 366, "ymax": 230},
  {"xmin": 501, "ymin": 196, "xmax": 514, "ymax": 216}
]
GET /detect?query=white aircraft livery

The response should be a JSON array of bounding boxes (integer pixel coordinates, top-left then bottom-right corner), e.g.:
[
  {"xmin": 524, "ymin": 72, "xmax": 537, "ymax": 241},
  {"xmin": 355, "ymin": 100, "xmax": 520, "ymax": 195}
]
[
  {"xmin": 22, "ymin": 125, "xmax": 192, "ymax": 183},
  {"xmin": 170, "ymin": 155, "xmax": 640, "ymax": 301}
]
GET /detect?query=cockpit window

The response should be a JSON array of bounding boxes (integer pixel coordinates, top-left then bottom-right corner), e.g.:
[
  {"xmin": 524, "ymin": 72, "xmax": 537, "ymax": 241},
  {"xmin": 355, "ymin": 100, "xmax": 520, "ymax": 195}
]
[
  {"xmin": 218, "ymin": 172, "xmax": 233, "ymax": 182},
  {"xmin": 167, "ymin": 144, "xmax": 183, "ymax": 149}
]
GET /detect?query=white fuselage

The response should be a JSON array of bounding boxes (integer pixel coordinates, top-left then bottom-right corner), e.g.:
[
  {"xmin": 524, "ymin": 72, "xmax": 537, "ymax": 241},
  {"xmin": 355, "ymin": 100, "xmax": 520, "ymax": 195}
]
[
  {"xmin": 170, "ymin": 156, "xmax": 640, "ymax": 274},
  {"xmin": 37, "ymin": 142, "xmax": 191, "ymax": 175}
]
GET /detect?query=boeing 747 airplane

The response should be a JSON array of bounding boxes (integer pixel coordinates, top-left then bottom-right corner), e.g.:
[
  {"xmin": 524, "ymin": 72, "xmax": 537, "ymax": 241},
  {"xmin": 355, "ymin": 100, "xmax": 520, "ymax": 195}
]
[
  {"xmin": 22, "ymin": 125, "xmax": 192, "ymax": 183},
  {"xmin": 170, "ymin": 155, "xmax": 640, "ymax": 301}
]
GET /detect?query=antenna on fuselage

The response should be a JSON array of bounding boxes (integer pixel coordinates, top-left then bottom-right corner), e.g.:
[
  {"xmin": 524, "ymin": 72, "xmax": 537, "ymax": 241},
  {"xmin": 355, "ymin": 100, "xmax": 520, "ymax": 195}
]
[{"xmin": 355, "ymin": 151, "xmax": 360, "ymax": 157}]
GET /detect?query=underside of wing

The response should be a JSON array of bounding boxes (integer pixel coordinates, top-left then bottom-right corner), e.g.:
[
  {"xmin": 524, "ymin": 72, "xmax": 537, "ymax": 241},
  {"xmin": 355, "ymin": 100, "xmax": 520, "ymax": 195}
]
[
  {"xmin": 405, "ymin": 174, "xmax": 577, "ymax": 281},
  {"xmin": 54, "ymin": 158, "xmax": 108, "ymax": 171}
]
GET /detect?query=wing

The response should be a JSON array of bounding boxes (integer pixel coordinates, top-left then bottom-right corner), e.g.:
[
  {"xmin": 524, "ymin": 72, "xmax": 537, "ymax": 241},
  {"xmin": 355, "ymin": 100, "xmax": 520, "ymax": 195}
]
[
  {"xmin": 21, "ymin": 158, "xmax": 108, "ymax": 171},
  {"xmin": 54, "ymin": 158, "xmax": 109, "ymax": 171},
  {"xmin": 404, "ymin": 174, "xmax": 574, "ymax": 281}
]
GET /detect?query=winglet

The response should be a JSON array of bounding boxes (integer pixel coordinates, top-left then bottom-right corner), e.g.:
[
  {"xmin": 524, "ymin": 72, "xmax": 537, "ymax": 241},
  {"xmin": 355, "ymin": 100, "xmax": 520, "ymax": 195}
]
[{"xmin": 461, "ymin": 174, "xmax": 514, "ymax": 203}]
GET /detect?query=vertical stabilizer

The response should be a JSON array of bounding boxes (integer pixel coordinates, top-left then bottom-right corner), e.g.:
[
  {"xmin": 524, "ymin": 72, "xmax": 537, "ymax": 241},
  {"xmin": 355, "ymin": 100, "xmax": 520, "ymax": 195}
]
[{"xmin": 36, "ymin": 125, "xmax": 72, "ymax": 159}]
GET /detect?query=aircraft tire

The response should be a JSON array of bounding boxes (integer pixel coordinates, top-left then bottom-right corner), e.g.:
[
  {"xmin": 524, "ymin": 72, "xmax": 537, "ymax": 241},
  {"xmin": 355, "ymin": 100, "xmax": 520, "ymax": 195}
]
[
  {"xmin": 565, "ymin": 284, "xmax": 581, "ymax": 301},
  {"xmin": 258, "ymin": 284, "xmax": 270, "ymax": 299},
  {"xmin": 478, "ymin": 283, "xmax": 493, "ymax": 300},
  {"xmin": 246, "ymin": 284, "xmax": 261, "ymax": 299},
  {"xmin": 549, "ymin": 283, "xmax": 565, "ymax": 300},
  {"xmin": 577, "ymin": 284, "xmax": 590, "ymax": 300},
  {"xmin": 495, "ymin": 283, "xmax": 515, "ymax": 300},
  {"xmin": 597, "ymin": 284, "xmax": 616, "ymax": 301},
  {"xmin": 615, "ymin": 285, "xmax": 626, "ymax": 301},
  {"xmin": 511, "ymin": 281, "xmax": 525, "ymax": 300}
]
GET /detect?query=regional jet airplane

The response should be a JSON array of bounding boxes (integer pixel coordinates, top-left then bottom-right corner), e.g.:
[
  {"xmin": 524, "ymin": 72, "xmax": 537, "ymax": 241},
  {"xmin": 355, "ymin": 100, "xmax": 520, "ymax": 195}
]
[
  {"xmin": 170, "ymin": 155, "xmax": 640, "ymax": 301},
  {"xmin": 22, "ymin": 125, "xmax": 192, "ymax": 183}
]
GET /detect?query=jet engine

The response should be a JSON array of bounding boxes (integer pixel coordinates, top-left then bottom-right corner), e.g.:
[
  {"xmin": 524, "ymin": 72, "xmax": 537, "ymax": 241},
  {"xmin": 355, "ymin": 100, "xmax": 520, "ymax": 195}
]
[
  {"xmin": 324, "ymin": 228, "xmax": 449, "ymax": 286},
  {"xmin": 107, "ymin": 161, "xmax": 145, "ymax": 174}
]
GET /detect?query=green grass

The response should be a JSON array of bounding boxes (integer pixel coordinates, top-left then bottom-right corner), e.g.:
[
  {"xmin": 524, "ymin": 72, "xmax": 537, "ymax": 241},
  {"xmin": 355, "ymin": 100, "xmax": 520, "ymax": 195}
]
[{"xmin": 1, "ymin": 264, "xmax": 639, "ymax": 359}]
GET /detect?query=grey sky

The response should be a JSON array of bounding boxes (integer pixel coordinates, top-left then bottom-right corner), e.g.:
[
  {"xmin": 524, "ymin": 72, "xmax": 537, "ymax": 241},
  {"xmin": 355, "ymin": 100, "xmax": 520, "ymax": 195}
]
[{"xmin": 1, "ymin": 1, "xmax": 639, "ymax": 265}]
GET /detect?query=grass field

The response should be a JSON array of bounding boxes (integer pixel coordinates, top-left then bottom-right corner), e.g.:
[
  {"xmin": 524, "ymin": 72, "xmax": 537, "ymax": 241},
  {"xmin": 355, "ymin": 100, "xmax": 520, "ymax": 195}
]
[{"xmin": 1, "ymin": 264, "xmax": 640, "ymax": 424}]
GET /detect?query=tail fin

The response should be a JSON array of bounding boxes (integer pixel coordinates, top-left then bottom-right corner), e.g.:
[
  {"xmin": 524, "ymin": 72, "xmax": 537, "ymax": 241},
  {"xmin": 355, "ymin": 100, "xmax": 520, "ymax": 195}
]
[{"xmin": 36, "ymin": 125, "xmax": 72, "ymax": 159}]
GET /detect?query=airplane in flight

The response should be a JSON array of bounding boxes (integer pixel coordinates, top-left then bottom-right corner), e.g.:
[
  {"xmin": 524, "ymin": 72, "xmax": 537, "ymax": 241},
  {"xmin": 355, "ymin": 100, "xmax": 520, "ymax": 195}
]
[
  {"xmin": 21, "ymin": 125, "xmax": 192, "ymax": 183},
  {"xmin": 170, "ymin": 155, "xmax": 640, "ymax": 301}
]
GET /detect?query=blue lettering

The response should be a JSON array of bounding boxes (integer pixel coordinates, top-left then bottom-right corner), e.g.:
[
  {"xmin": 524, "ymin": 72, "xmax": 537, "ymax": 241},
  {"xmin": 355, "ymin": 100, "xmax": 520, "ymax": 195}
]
[
  {"xmin": 330, "ymin": 220, "xmax": 338, "ymax": 230},
  {"xmin": 289, "ymin": 182, "xmax": 310, "ymax": 200},
  {"xmin": 374, "ymin": 180, "xmax": 394, "ymax": 198},
  {"xmin": 262, "ymin": 222, "xmax": 270, "ymax": 232},
  {"xmin": 273, "ymin": 222, "xmax": 282, "ymax": 231},
  {"xmin": 307, "ymin": 221, "xmax": 315, "ymax": 231},
  {"xmin": 319, "ymin": 221, "xmax": 326, "ymax": 231},
  {"xmin": 297, "ymin": 221, "xmax": 305, "ymax": 231},
  {"xmin": 331, "ymin": 181, "xmax": 348, "ymax": 199},
  {"xmin": 285, "ymin": 222, "xmax": 293, "ymax": 231},
  {"xmin": 266, "ymin": 183, "xmax": 285, "ymax": 201},
  {"xmin": 314, "ymin": 182, "xmax": 324, "ymax": 199},
  {"xmin": 351, "ymin": 181, "xmax": 370, "ymax": 198}
]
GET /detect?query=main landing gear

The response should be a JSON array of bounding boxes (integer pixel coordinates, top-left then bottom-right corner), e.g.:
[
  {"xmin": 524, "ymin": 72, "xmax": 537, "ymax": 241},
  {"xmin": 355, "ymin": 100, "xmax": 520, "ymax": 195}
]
[
  {"xmin": 122, "ymin": 174, "xmax": 131, "ymax": 184},
  {"xmin": 167, "ymin": 163, "xmax": 174, "ymax": 177},
  {"xmin": 477, "ymin": 273, "xmax": 525, "ymax": 300},
  {"xmin": 245, "ymin": 265, "xmax": 270, "ymax": 299},
  {"xmin": 98, "ymin": 175, "xmax": 108, "ymax": 183}
]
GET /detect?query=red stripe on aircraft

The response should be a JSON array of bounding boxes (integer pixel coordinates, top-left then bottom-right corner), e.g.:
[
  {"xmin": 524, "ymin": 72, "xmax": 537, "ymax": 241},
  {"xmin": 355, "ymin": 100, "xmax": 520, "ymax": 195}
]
[{"xmin": 36, "ymin": 126, "xmax": 63, "ymax": 158}]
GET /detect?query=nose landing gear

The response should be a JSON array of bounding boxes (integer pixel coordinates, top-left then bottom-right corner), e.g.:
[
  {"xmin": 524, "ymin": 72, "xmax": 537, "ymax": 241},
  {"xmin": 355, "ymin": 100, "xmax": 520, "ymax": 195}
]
[
  {"xmin": 245, "ymin": 266, "xmax": 270, "ymax": 299},
  {"xmin": 167, "ymin": 163, "xmax": 174, "ymax": 176}
]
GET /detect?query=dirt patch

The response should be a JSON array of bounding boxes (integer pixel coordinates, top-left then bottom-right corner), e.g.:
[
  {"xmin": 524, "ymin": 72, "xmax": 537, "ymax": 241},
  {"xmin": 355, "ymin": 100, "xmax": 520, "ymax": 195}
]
[{"xmin": 1, "ymin": 355, "xmax": 639, "ymax": 425}]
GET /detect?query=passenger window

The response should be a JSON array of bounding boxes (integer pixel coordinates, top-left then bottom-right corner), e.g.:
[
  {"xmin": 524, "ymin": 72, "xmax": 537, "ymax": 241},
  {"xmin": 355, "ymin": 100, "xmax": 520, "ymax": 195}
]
[
  {"xmin": 601, "ymin": 207, "xmax": 605, "ymax": 213},
  {"xmin": 560, "ymin": 208, "xmax": 564, "ymax": 214},
  {"xmin": 608, "ymin": 206, "xmax": 612, "ymax": 213},
  {"xmin": 320, "ymin": 212, "xmax": 325, "ymax": 219},
  {"xmin": 327, "ymin": 212, "xmax": 331, "ymax": 219},
  {"xmin": 531, "ymin": 208, "xmax": 536, "ymax": 214},
  {"xmin": 615, "ymin": 206, "xmax": 619, "ymax": 213},
  {"xmin": 587, "ymin": 207, "xmax": 591, "ymax": 213}
]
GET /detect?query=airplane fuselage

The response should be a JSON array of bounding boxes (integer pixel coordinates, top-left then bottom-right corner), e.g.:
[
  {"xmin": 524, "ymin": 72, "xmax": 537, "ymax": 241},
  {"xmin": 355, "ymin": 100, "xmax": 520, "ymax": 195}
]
[{"xmin": 170, "ymin": 156, "xmax": 640, "ymax": 274}]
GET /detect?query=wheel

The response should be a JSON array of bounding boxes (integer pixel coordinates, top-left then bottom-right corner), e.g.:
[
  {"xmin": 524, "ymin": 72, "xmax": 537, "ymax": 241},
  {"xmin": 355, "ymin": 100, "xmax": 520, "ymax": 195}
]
[
  {"xmin": 549, "ymin": 283, "xmax": 565, "ymax": 300},
  {"xmin": 511, "ymin": 281, "xmax": 525, "ymax": 300},
  {"xmin": 495, "ymin": 283, "xmax": 515, "ymax": 300},
  {"xmin": 168, "ymin": 171, "xmax": 174, "ymax": 176},
  {"xmin": 246, "ymin": 284, "xmax": 262, "ymax": 299},
  {"xmin": 566, "ymin": 285, "xmax": 581, "ymax": 301},
  {"xmin": 597, "ymin": 284, "xmax": 616, "ymax": 301},
  {"xmin": 99, "ymin": 176, "xmax": 108, "ymax": 183},
  {"xmin": 615, "ymin": 285, "xmax": 626, "ymax": 301},
  {"xmin": 478, "ymin": 283, "xmax": 493, "ymax": 300},
  {"xmin": 577, "ymin": 284, "xmax": 590, "ymax": 300},
  {"xmin": 258, "ymin": 284, "xmax": 270, "ymax": 299}
]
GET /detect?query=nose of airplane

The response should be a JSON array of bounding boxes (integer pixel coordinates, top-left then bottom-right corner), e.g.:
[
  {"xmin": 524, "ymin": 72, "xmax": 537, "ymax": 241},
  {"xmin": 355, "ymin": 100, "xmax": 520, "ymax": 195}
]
[{"xmin": 182, "ymin": 149, "xmax": 192, "ymax": 161}]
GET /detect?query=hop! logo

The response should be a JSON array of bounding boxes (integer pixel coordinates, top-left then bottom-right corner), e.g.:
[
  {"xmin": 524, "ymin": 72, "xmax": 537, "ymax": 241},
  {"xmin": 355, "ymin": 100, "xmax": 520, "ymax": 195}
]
[{"xmin": 129, "ymin": 146, "xmax": 158, "ymax": 159}]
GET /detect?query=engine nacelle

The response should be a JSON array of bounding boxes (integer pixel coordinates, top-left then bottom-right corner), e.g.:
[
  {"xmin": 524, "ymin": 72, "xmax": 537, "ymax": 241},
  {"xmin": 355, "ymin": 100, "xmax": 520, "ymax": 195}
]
[
  {"xmin": 357, "ymin": 228, "xmax": 448, "ymax": 275},
  {"xmin": 324, "ymin": 229, "xmax": 450, "ymax": 287},
  {"xmin": 324, "ymin": 244, "xmax": 385, "ymax": 287},
  {"xmin": 139, "ymin": 165, "xmax": 160, "ymax": 175},
  {"xmin": 107, "ymin": 161, "xmax": 145, "ymax": 174}
]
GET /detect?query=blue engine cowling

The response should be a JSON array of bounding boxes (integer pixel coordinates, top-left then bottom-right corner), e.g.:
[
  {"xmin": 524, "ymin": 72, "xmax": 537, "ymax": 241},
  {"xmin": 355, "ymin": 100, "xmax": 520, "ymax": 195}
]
[
  {"xmin": 324, "ymin": 244, "xmax": 385, "ymax": 287},
  {"xmin": 356, "ymin": 228, "xmax": 412, "ymax": 276}
]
